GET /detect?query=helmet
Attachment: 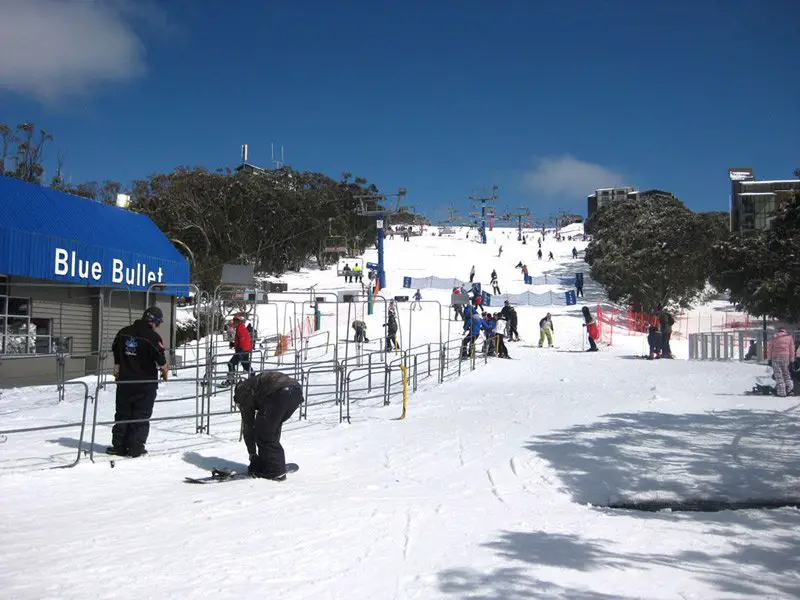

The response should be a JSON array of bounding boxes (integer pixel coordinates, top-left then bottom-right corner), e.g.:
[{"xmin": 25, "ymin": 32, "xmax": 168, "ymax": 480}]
[{"xmin": 143, "ymin": 306, "xmax": 164, "ymax": 325}]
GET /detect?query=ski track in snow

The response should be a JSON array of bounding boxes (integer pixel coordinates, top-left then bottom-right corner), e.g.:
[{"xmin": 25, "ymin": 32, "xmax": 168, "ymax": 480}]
[{"xmin": 2, "ymin": 225, "xmax": 800, "ymax": 600}]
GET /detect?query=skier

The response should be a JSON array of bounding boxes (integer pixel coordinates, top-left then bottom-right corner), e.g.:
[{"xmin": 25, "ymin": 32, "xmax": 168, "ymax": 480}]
[
  {"xmin": 384, "ymin": 310, "xmax": 399, "ymax": 351},
  {"xmin": 647, "ymin": 324, "xmax": 662, "ymax": 360},
  {"xmin": 538, "ymin": 313, "xmax": 554, "ymax": 347},
  {"xmin": 469, "ymin": 265, "xmax": 476, "ymax": 283},
  {"xmin": 500, "ymin": 300, "xmax": 519, "ymax": 341},
  {"xmin": 548, "ymin": 251, "xmax": 554, "ymax": 261},
  {"xmin": 490, "ymin": 270, "xmax": 501, "ymax": 295},
  {"xmin": 572, "ymin": 247, "xmax": 578, "ymax": 259},
  {"xmin": 461, "ymin": 310, "xmax": 483, "ymax": 359},
  {"xmin": 537, "ymin": 248, "xmax": 542, "ymax": 260},
  {"xmin": 452, "ymin": 287, "xmax": 464, "ymax": 320},
  {"xmin": 233, "ymin": 371, "xmax": 304, "ymax": 480},
  {"xmin": 411, "ymin": 289, "xmax": 422, "ymax": 311},
  {"xmin": 767, "ymin": 327, "xmax": 795, "ymax": 397},
  {"xmin": 482, "ymin": 313, "xmax": 497, "ymax": 356},
  {"xmin": 223, "ymin": 314, "xmax": 253, "ymax": 385},
  {"xmin": 575, "ymin": 273, "xmax": 584, "ymax": 298},
  {"xmin": 494, "ymin": 312, "xmax": 511, "ymax": 358},
  {"xmin": 107, "ymin": 306, "xmax": 168, "ymax": 458},
  {"xmin": 582, "ymin": 306, "xmax": 599, "ymax": 352},
  {"xmin": 497, "ymin": 245, "xmax": 503, "ymax": 257},
  {"xmin": 352, "ymin": 320, "xmax": 369, "ymax": 343},
  {"xmin": 657, "ymin": 306, "xmax": 675, "ymax": 358}
]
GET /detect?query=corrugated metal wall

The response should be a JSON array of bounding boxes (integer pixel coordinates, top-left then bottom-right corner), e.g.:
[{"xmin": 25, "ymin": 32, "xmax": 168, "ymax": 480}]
[{"xmin": 1, "ymin": 277, "xmax": 176, "ymax": 386}]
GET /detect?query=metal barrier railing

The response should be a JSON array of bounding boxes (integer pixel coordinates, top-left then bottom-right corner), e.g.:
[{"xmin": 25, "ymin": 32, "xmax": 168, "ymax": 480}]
[
  {"xmin": 1, "ymin": 315, "xmax": 493, "ymax": 469},
  {"xmin": 688, "ymin": 332, "xmax": 764, "ymax": 362},
  {"xmin": 0, "ymin": 381, "xmax": 92, "ymax": 469}
]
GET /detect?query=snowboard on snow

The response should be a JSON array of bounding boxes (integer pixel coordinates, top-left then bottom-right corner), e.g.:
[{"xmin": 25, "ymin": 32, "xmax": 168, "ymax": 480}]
[{"xmin": 184, "ymin": 463, "xmax": 299, "ymax": 484}]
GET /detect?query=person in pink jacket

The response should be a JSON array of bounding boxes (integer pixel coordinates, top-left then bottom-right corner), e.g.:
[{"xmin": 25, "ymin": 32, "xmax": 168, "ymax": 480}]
[{"xmin": 767, "ymin": 327, "xmax": 795, "ymax": 397}]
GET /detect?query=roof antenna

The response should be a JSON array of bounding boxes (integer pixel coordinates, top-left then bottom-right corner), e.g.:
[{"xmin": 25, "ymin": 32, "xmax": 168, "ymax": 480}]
[{"xmin": 271, "ymin": 143, "xmax": 285, "ymax": 169}]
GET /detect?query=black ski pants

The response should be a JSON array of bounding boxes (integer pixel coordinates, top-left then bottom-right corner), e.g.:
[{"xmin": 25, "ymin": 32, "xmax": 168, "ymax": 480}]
[
  {"xmin": 228, "ymin": 351, "xmax": 252, "ymax": 376},
  {"xmin": 253, "ymin": 386, "xmax": 304, "ymax": 478},
  {"xmin": 112, "ymin": 384, "xmax": 157, "ymax": 454}
]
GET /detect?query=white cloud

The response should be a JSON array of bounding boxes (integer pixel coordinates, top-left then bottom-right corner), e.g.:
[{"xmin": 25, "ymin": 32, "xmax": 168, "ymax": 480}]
[
  {"xmin": 522, "ymin": 155, "xmax": 628, "ymax": 198},
  {"xmin": 0, "ymin": 0, "xmax": 147, "ymax": 102}
]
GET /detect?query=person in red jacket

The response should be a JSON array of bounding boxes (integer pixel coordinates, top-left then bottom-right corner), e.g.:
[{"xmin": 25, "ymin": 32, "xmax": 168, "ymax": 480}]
[
  {"xmin": 582, "ymin": 306, "xmax": 599, "ymax": 352},
  {"xmin": 767, "ymin": 327, "xmax": 795, "ymax": 397},
  {"xmin": 224, "ymin": 314, "xmax": 253, "ymax": 386}
]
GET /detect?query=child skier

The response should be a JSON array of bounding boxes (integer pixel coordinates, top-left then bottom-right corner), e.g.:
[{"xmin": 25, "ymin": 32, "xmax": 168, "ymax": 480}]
[{"xmin": 582, "ymin": 306, "xmax": 599, "ymax": 352}]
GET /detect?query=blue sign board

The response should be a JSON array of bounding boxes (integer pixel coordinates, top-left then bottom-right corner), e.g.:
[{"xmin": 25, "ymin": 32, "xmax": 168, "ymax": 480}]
[
  {"xmin": 565, "ymin": 290, "xmax": 577, "ymax": 306},
  {"xmin": 402, "ymin": 276, "xmax": 412, "ymax": 288}
]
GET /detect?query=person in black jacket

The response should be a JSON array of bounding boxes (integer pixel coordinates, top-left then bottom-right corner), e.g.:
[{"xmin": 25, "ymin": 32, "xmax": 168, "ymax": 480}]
[
  {"xmin": 384, "ymin": 310, "xmax": 399, "ymax": 351},
  {"xmin": 107, "ymin": 306, "xmax": 168, "ymax": 458},
  {"xmin": 234, "ymin": 371, "xmax": 304, "ymax": 480}
]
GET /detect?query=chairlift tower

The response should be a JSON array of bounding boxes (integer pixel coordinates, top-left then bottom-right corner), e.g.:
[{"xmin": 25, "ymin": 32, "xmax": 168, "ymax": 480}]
[
  {"xmin": 506, "ymin": 207, "xmax": 532, "ymax": 241},
  {"xmin": 354, "ymin": 187, "xmax": 408, "ymax": 289},
  {"xmin": 468, "ymin": 185, "xmax": 499, "ymax": 244}
]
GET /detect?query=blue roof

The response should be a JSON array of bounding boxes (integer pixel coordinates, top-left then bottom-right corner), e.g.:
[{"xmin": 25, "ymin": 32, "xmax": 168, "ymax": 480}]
[{"xmin": 0, "ymin": 176, "xmax": 189, "ymax": 293}]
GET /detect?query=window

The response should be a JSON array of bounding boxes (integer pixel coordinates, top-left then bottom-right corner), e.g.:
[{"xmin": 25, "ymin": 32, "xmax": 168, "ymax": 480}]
[{"xmin": 0, "ymin": 294, "xmax": 54, "ymax": 355}]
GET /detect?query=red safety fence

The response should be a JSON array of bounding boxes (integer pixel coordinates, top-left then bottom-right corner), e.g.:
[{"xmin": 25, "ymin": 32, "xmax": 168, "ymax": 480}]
[{"xmin": 595, "ymin": 303, "xmax": 752, "ymax": 347}]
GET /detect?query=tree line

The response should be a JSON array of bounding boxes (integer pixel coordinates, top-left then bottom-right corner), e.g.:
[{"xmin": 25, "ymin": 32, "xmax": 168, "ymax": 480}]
[
  {"xmin": 584, "ymin": 183, "xmax": 800, "ymax": 322},
  {"xmin": 2, "ymin": 121, "xmax": 426, "ymax": 290}
]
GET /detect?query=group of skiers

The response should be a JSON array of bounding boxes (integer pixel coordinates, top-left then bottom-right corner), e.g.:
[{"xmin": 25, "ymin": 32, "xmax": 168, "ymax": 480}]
[
  {"xmin": 460, "ymin": 299, "xmax": 519, "ymax": 359},
  {"xmin": 646, "ymin": 307, "xmax": 676, "ymax": 360}
]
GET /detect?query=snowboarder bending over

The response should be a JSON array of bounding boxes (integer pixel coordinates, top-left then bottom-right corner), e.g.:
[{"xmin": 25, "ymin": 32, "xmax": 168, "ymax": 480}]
[
  {"xmin": 352, "ymin": 320, "xmax": 369, "ymax": 343},
  {"xmin": 234, "ymin": 371, "xmax": 304, "ymax": 480}
]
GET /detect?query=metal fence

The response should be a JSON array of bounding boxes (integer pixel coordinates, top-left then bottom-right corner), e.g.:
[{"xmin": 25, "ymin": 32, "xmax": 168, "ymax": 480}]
[{"xmin": 0, "ymin": 296, "xmax": 494, "ymax": 470}]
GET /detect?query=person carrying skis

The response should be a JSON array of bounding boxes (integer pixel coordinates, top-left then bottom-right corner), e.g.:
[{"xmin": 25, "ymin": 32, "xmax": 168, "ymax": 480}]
[
  {"xmin": 107, "ymin": 306, "xmax": 168, "ymax": 458},
  {"xmin": 352, "ymin": 320, "xmax": 369, "ymax": 343},
  {"xmin": 582, "ymin": 306, "xmax": 599, "ymax": 352},
  {"xmin": 233, "ymin": 371, "xmax": 304, "ymax": 480},
  {"xmin": 223, "ymin": 314, "xmax": 253, "ymax": 385},
  {"xmin": 538, "ymin": 313, "xmax": 554, "ymax": 347}
]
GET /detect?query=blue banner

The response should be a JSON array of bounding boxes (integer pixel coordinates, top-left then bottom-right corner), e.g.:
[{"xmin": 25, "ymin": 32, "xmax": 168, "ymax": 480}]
[{"xmin": 402, "ymin": 276, "xmax": 412, "ymax": 288}]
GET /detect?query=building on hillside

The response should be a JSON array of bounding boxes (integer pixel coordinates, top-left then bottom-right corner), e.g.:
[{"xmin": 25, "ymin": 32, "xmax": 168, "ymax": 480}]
[
  {"xmin": 587, "ymin": 187, "xmax": 679, "ymax": 219},
  {"xmin": 0, "ymin": 176, "xmax": 190, "ymax": 386},
  {"xmin": 587, "ymin": 187, "xmax": 637, "ymax": 218},
  {"xmin": 557, "ymin": 214, "xmax": 583, "ymax": 228},
  {"xmin": 728, "ymin": 168, "xmax": 800, "ymax": 234}
]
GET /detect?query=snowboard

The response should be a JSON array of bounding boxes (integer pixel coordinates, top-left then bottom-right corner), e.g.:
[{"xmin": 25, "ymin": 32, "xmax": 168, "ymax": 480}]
[{"xmin": 184, "ymin": 463, "xmax": 299, "ymax": 484}]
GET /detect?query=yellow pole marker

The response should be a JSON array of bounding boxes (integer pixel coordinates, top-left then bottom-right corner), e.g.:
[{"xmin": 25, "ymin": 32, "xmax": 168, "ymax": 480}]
[{"xmin": 399, "ymin": 364, "xmax": 408, "ymax": 420}]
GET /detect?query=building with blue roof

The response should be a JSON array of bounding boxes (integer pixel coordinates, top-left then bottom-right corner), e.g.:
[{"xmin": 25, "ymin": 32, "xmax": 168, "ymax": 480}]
[{"xmin": 0, "ymin": 176, "xmax": 190, "ymax": 386}]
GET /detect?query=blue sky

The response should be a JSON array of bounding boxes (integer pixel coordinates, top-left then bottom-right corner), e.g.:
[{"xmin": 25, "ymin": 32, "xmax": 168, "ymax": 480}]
[{"xmin": 1, "ymin": 0, "xmax": 798, "ymax": 223}]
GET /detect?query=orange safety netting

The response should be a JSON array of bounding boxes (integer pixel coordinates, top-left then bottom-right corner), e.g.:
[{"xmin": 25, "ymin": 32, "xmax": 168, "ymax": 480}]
[{"xmin": 594, "ymin": 304, "xmax": 752, "ymax": 347}]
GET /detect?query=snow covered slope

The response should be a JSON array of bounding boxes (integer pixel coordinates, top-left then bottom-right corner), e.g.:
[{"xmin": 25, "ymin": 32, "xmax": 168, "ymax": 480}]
[{"xmin": 1, "ymin": 225, "xmax": 798, "ymax": 600}]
